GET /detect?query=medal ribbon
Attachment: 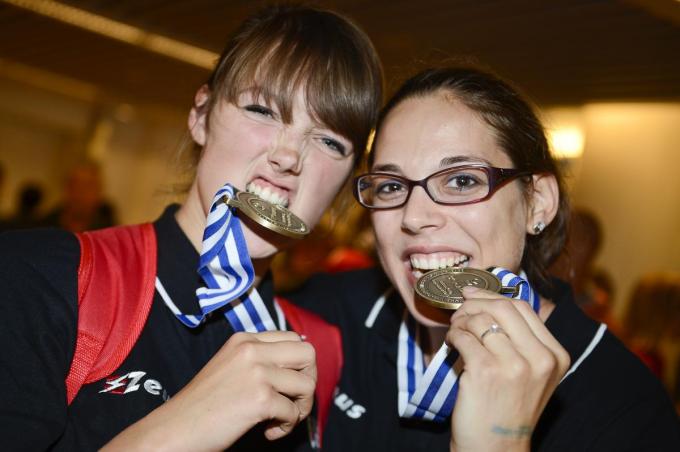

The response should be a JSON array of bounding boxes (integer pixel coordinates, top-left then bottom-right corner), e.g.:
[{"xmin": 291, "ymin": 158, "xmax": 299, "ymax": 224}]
[
  {"xmin": 397, "ymin": 267, "xmax": 540, "ymax": 422},
  {"xmin": 158, "ymin": 183, "xmax": 277, "ymax": 333}
]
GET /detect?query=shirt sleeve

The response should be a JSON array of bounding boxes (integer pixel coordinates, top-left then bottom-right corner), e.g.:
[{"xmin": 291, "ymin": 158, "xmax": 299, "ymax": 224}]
[{"xmin": 0, "ymin": 228, "xmax": 80, "ymax": 450}]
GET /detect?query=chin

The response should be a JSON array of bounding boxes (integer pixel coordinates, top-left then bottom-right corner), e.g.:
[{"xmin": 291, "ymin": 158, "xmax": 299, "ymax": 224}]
[
  {"xmin": 240, "ymin": 224, "xmax": 283, "ymax": 260},
  {"xmin": 248, "ymin": 243, "xmax": 279, "ymax": 260},
  {"xmin": 395, "ymin": 282, "xmax": 451, "ymax": 327}
]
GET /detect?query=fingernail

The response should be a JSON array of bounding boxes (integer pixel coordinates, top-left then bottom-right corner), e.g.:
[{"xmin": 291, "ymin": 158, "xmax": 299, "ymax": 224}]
[{"xmin": 462, "ymin": 286, "xmax": 480, "ymax": 294}]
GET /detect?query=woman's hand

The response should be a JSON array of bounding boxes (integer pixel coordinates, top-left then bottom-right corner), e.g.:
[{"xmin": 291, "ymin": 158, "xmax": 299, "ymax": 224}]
[
  {"xmin": 446, "ymin": 287, "xmax": 570, "ymax": 452},
  {"xmin": 102, "ymin": 330, "xmax": 316, "ymax": 451}
]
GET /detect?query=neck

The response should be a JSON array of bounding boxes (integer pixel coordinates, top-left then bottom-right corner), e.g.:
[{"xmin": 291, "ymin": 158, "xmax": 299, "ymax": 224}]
[
  {"xmin": 175, "ymin": 188, "xmax": 206, "ymax": 252},
  {"xmin": 421, "ymin": 325, "xmax": 448, "ymax": 364},
  {"xmin": 538, "ymin": 296, "xmax": 556, "ymax": 322}
]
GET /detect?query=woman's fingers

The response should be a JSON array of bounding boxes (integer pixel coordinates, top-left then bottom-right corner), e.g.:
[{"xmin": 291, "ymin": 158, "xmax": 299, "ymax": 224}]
[
  {"xmin": 455, "ymin": 290, "xmax": 570, "ymax": 387},
  {"xmin": 263, "ymin": 366, "xmax": 318, "ymax": 440},
  {"xmin": 251, "ymin": 330, "xmax": 304, "ymax": 343},
  {"xmin": 454, "ymin": 288, "xmax": 558, "ymax": 365},
  {"xmin": 250, "ymin": 334, "xmax": 317, "ymax": 374},
  {"xmin": 230, "ymin": 332, "xmax": 318, "ymax": 425},
  {"xmin": 511, "ymin": 300, "xmax": 571, "ymax": 375},
  {"xmin": 450, "ymin": 311, "xmax": 519, "ymax": 361},
  {"xmin": 272, "ymin": 365, "xmax": 317, "ymax": 416}
]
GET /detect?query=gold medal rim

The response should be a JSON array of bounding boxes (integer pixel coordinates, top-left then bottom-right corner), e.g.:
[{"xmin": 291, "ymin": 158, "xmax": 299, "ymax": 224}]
[
  {"xmin": 229, "ymin": 191, "xmax": 309, "ymax": 239},
  {"xmin": 415, "ymin": 268, "xmax": 502, "ymax": 310}
]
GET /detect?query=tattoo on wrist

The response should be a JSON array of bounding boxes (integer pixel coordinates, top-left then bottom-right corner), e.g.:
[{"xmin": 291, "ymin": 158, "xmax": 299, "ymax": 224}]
[{"xmin": 490, "ymin": 425, "xmax": 532, "ymax": 438}]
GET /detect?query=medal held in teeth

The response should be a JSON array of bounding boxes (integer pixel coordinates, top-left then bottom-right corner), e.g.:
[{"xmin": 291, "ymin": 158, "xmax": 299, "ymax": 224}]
[
  {"xmin": 415, "ymin": 267, "xmax": 519, "ymax": 310},
  {"xmin": 222, "ymin": 190, "xmax": 309, "ymax": 239}
]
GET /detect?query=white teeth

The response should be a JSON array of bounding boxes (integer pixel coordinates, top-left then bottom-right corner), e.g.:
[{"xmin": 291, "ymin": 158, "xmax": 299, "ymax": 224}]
[
  {"xmin": 246, "ymin": 182, "xmax": 289, "ymax": 207},
  {"xmin": 410, "ymin": 254, "xmax": 470, "ymax": 271}
]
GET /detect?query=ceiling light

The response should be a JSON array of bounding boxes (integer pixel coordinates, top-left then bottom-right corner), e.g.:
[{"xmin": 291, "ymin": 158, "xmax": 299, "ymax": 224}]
[{"xmin": 3, "ymin": 0, "xmax": 218, "ymax": 69}]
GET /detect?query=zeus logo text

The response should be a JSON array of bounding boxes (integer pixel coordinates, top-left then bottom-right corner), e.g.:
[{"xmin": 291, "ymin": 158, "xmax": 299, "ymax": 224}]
[
  {"xmin": 100, "ymin": 371, "xmax": 169, "ymax": 400},
  {"xmin": 334, "ymin": 392, "xmax": 366, "ymax": 419}
]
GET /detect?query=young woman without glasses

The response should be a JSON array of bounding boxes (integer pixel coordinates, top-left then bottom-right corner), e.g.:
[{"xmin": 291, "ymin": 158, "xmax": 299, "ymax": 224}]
[{"xmin": 0, "ymin": 5, "xmax": 382, "ymax": 451}]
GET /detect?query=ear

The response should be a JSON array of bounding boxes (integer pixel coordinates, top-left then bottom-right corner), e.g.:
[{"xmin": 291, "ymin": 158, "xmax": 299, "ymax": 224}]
[
  {"xmin": 188, "ymin": 84, "xmax": 210, "ymax": 146},
  {"xmin": 525, "ymin": 173, "xmax": 559, "ymax": 235}
]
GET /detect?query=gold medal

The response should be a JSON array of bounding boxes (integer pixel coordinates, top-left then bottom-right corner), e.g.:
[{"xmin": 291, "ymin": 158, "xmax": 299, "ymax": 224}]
[
  {"xmin": 222, "ymin": 191, "xmax": 309, "ymax": 239},
  {"xmin": 415, "ymin": 267, "xmax": 519, "ymax": 310}
]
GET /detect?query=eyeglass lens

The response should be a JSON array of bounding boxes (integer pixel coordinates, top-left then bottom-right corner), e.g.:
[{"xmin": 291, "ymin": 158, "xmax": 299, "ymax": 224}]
[{"xmin": 358, "ymin": 167, "xmax": 491, "ymax": 208}]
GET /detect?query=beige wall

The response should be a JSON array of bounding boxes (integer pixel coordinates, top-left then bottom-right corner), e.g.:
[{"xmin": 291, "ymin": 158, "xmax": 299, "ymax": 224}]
[
  {"xmin": 0, "ymin": 77, "xmax": 187, "ymax": 225},
  {"xmin": 547, "ymin": 103, "xmax": 680, "ymax": 317}
]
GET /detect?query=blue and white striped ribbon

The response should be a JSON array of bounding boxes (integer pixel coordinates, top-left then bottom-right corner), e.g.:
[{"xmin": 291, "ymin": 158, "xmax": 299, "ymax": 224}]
[
  {"xmin": 397, "ymin": 267, "xmax": 539, "ymax": 422},
  {"xmin": 158, "ymin": 183, "xmax": 277, "ymax": 333}
]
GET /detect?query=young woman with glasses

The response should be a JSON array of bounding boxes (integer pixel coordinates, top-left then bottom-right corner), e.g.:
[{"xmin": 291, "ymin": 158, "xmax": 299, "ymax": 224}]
[{"xmin": 289, "ymin": 67, "xmax": 680, "ymax": 451}]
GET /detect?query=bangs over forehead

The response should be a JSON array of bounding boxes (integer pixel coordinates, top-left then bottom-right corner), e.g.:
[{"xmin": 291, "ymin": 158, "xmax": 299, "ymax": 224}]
[{"xmin": 209, "ymin": 6, "xmax": 383, "ymax": 158}]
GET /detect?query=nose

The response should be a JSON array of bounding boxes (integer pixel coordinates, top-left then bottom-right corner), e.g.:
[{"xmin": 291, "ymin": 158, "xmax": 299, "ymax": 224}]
[
  {"xmin": 400, "ymin": 185, "xmax": 446, "ymax": 234},
  {"xmin": 268, "ymin": 128, "xmax": 303, "ymax": 175}
]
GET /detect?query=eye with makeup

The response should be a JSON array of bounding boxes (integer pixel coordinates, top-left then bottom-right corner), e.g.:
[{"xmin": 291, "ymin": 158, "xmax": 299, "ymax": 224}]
[
  {"xmin": 243, "ymin": 104, "xmax": 276, "ymax": 120},
  {"xmin": 376, "ymin": 177, "xmax": 408, "ymax": 200},
  {"xmin": 318, "ymin": 136, "xmax": 348, "ymax": 157},
  {"xmin": 441, "ymin": 169, "xmax": 487, "ymax": 193}
]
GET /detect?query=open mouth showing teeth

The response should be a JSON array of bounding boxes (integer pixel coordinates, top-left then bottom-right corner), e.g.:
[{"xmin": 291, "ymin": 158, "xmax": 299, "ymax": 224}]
[
  {"xmin": 409, "ymin": 254, "xmax": 470, "ymax": 278},
  {"xmin": 246, "ymin": 181, "xmax": 289, "ymax": 207}
]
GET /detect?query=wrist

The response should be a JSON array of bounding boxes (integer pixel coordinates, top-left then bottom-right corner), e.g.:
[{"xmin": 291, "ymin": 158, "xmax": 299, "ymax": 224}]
[{"xmin": 450, "ymin": 425, "xmax": 532, "ymax": 452}]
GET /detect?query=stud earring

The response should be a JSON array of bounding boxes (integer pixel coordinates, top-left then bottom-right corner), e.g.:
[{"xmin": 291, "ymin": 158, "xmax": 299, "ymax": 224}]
[{"xmin": 533, "ymin": 221, "xmax": 546, "ymax": 235}]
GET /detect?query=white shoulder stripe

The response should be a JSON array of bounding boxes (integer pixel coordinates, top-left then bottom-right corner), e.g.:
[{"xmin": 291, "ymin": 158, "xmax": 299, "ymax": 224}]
[
  {"xmin": 560, "ymin": 322, "xmax": 607, "ymax": 383},
  {"xmin": 156, "ymin": 277, "xmax": 180, "ymax": 315},
  {"xmin": 365, "ymin": 288, "xmax": 393, "ymax": 328},
  {"xmin": 274, "ymin": 299, "xmax": 286, "ymax": 331}
]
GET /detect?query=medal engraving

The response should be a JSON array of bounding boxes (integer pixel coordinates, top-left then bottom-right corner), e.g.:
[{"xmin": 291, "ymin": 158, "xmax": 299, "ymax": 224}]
[
  {"xmin": 415, "ymin": 268, "xmax": 517, "ymax": 310},
  {"xmin": 222, "ymin": 191, "xmax": 309, "ymax": 239}
]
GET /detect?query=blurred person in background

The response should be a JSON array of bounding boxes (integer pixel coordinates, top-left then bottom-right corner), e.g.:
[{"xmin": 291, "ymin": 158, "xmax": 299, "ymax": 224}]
[
  {"xmin": 0, "ymin": 182, "xmax": 45, "ymax": 231},
  {"xmin": 42, "ymin": 160, "xmax": 117, "ymax": 232},
  {"xmin": 0, "ymin": 4, "xmax": 382, "ymax": 451},
  {"xmin": 549, "ymin": 207, "xmax": 619, "ymax": 330},
  {"xmin": 621, "ymin": 272, "xmax": 680, "ymax": 387}
]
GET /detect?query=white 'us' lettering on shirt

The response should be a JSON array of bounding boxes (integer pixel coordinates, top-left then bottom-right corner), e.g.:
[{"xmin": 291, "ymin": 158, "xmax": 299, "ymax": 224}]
[{"xmin": 334, "ymin": 391, "xmax": 366, "ymax": 419}]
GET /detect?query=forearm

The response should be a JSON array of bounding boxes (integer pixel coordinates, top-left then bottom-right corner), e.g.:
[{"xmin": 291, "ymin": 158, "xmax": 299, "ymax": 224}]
[{"xmin": 101, "ymin": 389, "xmax": 255, "ymax": 452}]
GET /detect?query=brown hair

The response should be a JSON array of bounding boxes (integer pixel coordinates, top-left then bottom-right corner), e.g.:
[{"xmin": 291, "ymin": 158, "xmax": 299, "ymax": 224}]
[
  {"xmin": 189, "ymin": 4, "xmax": 383, "ymax": 168},
  {"xmin": 370, "ymin": 66, "xmax": 569, "ymax": 295}
]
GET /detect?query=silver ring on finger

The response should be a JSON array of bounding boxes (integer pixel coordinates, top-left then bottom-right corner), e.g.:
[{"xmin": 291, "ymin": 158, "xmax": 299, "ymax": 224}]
[{"xmin": 480, "ymin": 323, "xmax": 507, "ymax": 342}]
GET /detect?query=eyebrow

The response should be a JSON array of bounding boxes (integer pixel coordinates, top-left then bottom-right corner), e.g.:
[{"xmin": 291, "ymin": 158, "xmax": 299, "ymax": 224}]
[{"xmin": 372, "ymin": 155, "xmax": 493, "ymax": 173}]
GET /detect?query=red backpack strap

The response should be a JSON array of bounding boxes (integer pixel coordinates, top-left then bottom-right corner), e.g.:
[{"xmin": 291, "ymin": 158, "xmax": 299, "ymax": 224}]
[
  {"xmin": 275, "ymin": 296, "xmax": 343, "ymax": 448},
  {"xmin": 65, "ymin": 223, "xmax": 157, "ymax": 404}
]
